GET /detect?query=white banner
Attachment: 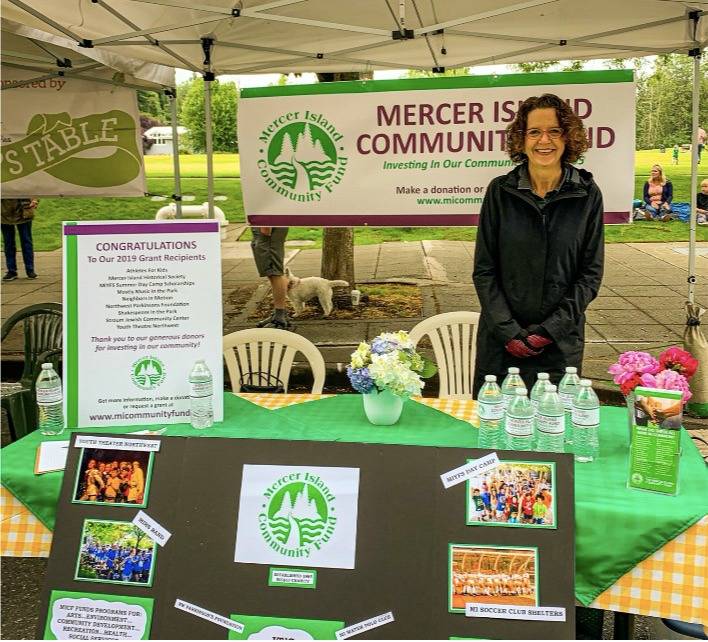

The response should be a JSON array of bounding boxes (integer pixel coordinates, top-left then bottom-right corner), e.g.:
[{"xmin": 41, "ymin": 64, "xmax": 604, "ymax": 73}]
[
  {"xmin": 63, "ymin": 220, "xmax": 223, "ymax": 428},
  {"xmin": 239, "ymin": 70, "xmax": 635, "ymax": 226},
  {"xmin": 1, "ymin": 69, "xmax": 146, "ymax": 197},
  {"xmin": 235, "ymin": 465, "xmax": 360, "ymax": 569}
]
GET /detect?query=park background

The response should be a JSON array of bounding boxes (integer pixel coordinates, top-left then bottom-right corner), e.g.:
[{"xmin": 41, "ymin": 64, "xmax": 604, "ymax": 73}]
[{"xmin": 29, "ymin": 53, "xmax": 708, "ymax": 250}]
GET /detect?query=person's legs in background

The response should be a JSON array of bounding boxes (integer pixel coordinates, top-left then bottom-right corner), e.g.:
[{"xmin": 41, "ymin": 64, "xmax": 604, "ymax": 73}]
[
  {"xmin": 16, "ymin": 221, "xmax": 36, "ymax": 278},
  {"xmin": 251, "ymin": 227, "xmax": 292, "ymax": 329},
  {"xmin": 266, "ymin": 273, "xmax": 290, "ymax": 328},
  {"xmin": 1, "ymin": 223, "xmax": 18, "ymax": 280},
  {"xmin": 643, "ymin": 204, "xmax": 661, "ymax": 220}
]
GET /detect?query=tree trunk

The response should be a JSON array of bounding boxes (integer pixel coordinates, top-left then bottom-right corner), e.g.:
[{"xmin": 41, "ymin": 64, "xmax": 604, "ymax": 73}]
[{"xmin": 316, "ymin": 72, "xmax": 372, "ymax": 308}]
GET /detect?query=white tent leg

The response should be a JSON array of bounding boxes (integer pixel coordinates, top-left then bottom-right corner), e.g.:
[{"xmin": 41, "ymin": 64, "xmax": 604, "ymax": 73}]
[
  {"xmin": 168, "ymin": 88, "xmax": 183, "ymax": 219},
  {"xmin": 687, "ymin": 48, "xmax": 701, "ymax": 305},
  {"xmin": 204, "ymin": 74, "xmax": 215, "ymax": 219}
]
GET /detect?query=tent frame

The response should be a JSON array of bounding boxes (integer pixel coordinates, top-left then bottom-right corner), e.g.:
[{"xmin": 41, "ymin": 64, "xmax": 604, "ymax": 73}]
[{"xmin": 1, "ymin": 0, "xmax": 705, "ymax": 300}]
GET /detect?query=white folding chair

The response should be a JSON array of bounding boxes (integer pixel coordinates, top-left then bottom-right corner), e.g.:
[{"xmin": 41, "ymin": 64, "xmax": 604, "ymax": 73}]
[
  {"xmin": 409, "ymin": 311, "xmax": 480, "ymax": 399},
  {"xmin": 223, "ymin": 329, "xmax": 326, "ymax": 394}
]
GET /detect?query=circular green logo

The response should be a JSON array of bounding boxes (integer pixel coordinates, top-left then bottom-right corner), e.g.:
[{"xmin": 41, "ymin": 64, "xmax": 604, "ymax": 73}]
[
  {"xmin": 130, "ymin": 356, "xmax": 165, "ymax": 390},
  {"xmin": 257, "ymin": 114, "xmax": 347, "ymax": 202},
  {"xmin": 259, "ymin": 474, "xmax": 336, "ymax": 556}
]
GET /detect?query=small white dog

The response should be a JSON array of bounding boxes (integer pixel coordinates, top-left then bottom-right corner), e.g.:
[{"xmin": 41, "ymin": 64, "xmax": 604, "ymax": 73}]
[{"xmin": 285, "ymin": 268, "xmax": 349, "ymax": 317}]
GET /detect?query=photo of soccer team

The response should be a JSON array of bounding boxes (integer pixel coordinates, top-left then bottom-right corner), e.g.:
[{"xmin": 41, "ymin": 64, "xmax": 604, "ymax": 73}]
[
  {"xmin": 449, "ymin": 544, "xmax": 538, "ymax": 612},
  {"xmin": 72, "ymin": 447, "xmax": 153, "ymax": 507},
  {"xmin": 75, "ymin": 519, "xmax": 157, "ymax": 587},
  {"xmin": 466, "ymin": 461, "xmax": 556, "ymax": 529}
]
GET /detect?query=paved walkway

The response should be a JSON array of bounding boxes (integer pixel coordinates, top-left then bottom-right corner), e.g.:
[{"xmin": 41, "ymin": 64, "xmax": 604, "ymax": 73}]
[{"xmin": 3, "ymin": 239, "xmax": 708, "ymax": 391}]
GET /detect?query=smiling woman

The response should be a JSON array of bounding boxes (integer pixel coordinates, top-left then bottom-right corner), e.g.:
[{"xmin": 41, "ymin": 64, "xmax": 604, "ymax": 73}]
[{"xmin": 472, "ymin": 93, "xmax": 605, "ymax": 395}]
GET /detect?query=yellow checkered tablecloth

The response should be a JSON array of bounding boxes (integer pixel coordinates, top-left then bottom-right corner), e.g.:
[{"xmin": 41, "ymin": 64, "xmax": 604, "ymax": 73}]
[
  {"xmin": 1, "ymin": 485, "xmax": 52, "ymax": 557},
  {"xmin": 2, "ymin": 394, "xmax": 705, "ymax": 624}
]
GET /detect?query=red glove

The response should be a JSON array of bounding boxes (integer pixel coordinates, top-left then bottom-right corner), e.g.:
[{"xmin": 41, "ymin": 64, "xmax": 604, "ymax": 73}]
[
  {"xmin": 526, "ymin": 334, "xmax": 553, "ymax": 349},
  {"xmin": 505, "ymin": 337, "xmax": 541, "ymax": 359},
  {"xmin": 525, "ymin": 325, "xmax": 553, "ymax": 350}
]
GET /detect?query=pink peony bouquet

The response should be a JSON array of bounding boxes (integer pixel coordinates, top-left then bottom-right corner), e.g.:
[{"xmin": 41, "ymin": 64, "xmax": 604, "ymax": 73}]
[{"xmin": 608, "ymin": 346, "xmax": 698, "ymax": 404}]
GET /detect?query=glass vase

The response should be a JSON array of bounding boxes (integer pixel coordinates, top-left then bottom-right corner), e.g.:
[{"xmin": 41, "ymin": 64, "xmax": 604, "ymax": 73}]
[{"xmin": 362, "ymin": 388, "xmax": 405, "ymax": 425}]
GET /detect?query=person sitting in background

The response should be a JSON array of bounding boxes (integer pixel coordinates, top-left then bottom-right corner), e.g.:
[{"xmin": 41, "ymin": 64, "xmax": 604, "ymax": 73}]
[
  {"xmin": 641, "ymin": 164, "xmax": 673, "ymax": 221},
  {"xmin": 697, "ymin": 178, "xmax": 708, "ymax": 225},
  {"xmin": 672, "ymin": 144, "xmax": 679, "ymax": 165}
]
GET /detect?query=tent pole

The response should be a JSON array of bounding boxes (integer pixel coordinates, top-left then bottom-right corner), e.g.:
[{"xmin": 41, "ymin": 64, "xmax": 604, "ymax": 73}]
[
  {"xmin": 167, "ymin": 88, "xmax": 183, "ymax": 219},
  {"xmin": 687, "ymin": 45, "xmax": 701, "ymax": 304},
  {"xmin": 204, "ymin": 73, "xmax": 215, "ymax": 219}
]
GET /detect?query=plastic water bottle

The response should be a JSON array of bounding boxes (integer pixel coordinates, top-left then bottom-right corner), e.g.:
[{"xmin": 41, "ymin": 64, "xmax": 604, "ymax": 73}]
[
  {"xmin": 36, "ymin": 363, "xmax": 65, "ymax": 436},
  {"xmin": 558, "ymin": 366, "xmax": 581, "ymax": 447},
  {"xmin": 189, "ymin": 360, "xmax": 214, "ymax": 429},
  {"xmin": 505, "ymin": 388, "xmax": 534, "ymax": 451},
  {"xmin": 477, "ymin": 375, "xmax": 505, "ymax": 449},
  {"xmin": 501, "ymin": 367, "xmax": 526, "ymax": 412},
  {"xmin": 530, "ymin": 372, "xmax": 550, "ymax": 412},
  {"xmin": 535, "ymin": 384, "xmax": 566, "ymax": 452},
  {"xmin": 572, "ymin": 379, "xmax": 600, "ymax": 463}
]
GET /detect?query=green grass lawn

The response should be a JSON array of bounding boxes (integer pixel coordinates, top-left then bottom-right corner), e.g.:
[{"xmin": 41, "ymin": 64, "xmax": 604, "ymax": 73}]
[{"xmin": 20, "ymin": 151, "xmax": 708, "ymax": 251}]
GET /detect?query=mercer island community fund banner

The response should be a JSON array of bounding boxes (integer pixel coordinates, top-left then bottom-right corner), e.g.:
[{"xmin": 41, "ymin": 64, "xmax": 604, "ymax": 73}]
[
  {"xmin": 63, "ymin": 221, "xmax": 223, "ymax": 429},
  {"xmin": 238, "ymin": 70, "xmax": 635, "ymax": 226}
]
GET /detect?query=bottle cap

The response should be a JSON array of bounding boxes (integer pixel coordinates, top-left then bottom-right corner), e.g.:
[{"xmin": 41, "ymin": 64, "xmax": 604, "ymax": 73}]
[
  {"xmin": 508, "ymin": 367, "xmax": 520, "ymax": 374},
  {"xmin": 537, "ymin": 372, "xmax": 549, "ymax": 380},
  {"xmin": 41, "ymin": 363, "xmax": 53, "ymax": 370},
  {"xmin": 565, "ymin": 366, "xmax": 577, "ymax": 373},
  {"xmin": 580, "ymin": 379, "xmax": 592, "ymax": 386},
  {"xmin": 484, "ymin": 375, "xmax": 497, "ymax": 382},
  {"xmin": 515, "ymin": 387, "xmax": 527, "ymax": 396},
  {"xmin": 547, "ymin": 384, "xmax": 557, "ymax": 392}
]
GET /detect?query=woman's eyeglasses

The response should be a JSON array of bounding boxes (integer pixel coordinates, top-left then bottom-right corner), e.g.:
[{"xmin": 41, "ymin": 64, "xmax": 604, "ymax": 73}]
[{"xmin": 525, "ymin": 127, "xmax": 564, "ymax": 139}]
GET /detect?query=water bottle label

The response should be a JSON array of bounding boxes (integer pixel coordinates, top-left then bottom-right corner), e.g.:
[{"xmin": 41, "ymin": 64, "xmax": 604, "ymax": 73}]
[
  {"xmin": 560, "ymin": 391, "xmax": 575, "ymax": 409},
  {"xmin": 505, "ymin": 416, "xmax": 533, "ymax": 437},
  {"xmin": 190, "ymin": 381, "xmax": 213, "ymax": 398},
  {"xmin": 536, "ymin": 413, "xmax": 565, "ymax": 435},
  {"xmin": 37, "ymin": 387, "xmax": 62, "ymax": 404},
  {"xmin": 478, "ymin": 402, "xmax": 504, "ymax": 420},
  {"xmin": 572, "ymin": 407, "xmax": 600, "ymax": 426}
]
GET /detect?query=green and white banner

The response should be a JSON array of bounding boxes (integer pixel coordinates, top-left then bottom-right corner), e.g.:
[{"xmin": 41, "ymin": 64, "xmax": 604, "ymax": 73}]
[
  {"xmin": 62, "ymin": 220, "xmax": 223, "ymax": 429},
  {"xmin": 1, "ymin": 69, "xmax": 145, "ymax": 197},
  {"xmin": 239, "ymin": 70, "xmax": 635, "ymax": 226}
]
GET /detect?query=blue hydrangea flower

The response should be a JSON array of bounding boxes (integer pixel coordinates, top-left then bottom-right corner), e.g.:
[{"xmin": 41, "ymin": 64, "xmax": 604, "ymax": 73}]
[
  {"xmin": 347, "ymin": 366, "xmax": 375, "ymax": 394},
  {"xmin": 370, "ymin": 337, "xmax": 399, "ymax": 355}
]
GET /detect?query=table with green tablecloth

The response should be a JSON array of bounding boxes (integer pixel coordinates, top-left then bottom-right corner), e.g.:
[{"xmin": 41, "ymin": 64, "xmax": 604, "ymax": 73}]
[{"xmin": 1, "ymin": 393, "xmax": 706, "ymax": 624}]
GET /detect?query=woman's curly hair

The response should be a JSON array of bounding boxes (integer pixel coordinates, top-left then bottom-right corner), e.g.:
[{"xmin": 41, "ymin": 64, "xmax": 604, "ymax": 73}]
[{"xmin": 505, "ymin": 93, "xmax": 588, "ymax": 164}]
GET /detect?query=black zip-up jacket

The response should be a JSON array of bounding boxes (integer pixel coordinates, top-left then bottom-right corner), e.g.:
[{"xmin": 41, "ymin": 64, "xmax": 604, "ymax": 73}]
[{"xmin": 472, "ymin": 163, "xmax": 604, "ymax": 393}]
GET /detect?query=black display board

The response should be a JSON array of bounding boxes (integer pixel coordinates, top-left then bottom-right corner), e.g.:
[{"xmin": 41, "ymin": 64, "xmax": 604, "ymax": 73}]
[{"xmin": 39, "ymin": 433, "xmax": 575, "ymax": 639}]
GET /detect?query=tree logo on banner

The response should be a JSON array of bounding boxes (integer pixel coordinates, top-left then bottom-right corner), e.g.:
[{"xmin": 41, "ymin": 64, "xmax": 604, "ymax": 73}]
[
  {"xmin": 257, "ymin": 115, "xmax": 348, "ymax": 203},
  {"xmin": 1, "ymin": 110, "xmax": 142, "ymax": 187},
  {"xmin": 259, "ymin": 475, "xmax": 337, "ymax": 557},
  {"xmin": 130, "ymin": 356, "xmax": 166, "ymax": 390}
]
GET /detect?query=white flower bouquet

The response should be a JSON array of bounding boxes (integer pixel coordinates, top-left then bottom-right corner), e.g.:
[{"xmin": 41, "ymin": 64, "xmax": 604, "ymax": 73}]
[{"xmin": 346, "ymin": 331, "xmax": 437, "ymax": 398}]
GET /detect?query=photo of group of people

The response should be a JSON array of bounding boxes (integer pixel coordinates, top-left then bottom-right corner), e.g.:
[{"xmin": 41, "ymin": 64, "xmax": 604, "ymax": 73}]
[
  {"xmin": 466, "ymin": 461, "xmax": 556, "ymax": 529},
  {"xmin": 75, "ymin": 519, "xmax": 157, "ymax": 587},
  {"xmin": 449, "ymin": 544, "xmax": 538, "ymax": 612},
  {"xmin": 72, "ymin": 448, "xmax": 153, "ymax": 507}
]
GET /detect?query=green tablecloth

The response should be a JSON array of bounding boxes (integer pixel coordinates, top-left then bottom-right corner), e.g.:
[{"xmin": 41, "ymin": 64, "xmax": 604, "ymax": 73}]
[{"xmin": 2, "ymin": 393, "xmax": 707, "ymax": 608}]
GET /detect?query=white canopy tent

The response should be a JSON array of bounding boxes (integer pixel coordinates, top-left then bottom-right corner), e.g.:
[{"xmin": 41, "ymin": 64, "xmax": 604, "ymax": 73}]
[
  {"xmin": 1, "ymin": 20, "xmax": 185, "ymax": 208},
  {"xmin": 0, "ymin": 0, "xmax": 705, "ymax": 298}
]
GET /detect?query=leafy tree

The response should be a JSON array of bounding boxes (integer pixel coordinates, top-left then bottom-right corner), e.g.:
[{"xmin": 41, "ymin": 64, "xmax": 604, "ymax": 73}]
[
  {"xmin": 635, "ymin": 54, "xmax": 708, "ymax": 149},
  {"xmin": 179, "ymin": 77, "xmax": 239, "ymax": 152},
  {"xmin": 512, "ymin": 60, "xmax": 588, "ymax": 73},
  {"xmin": 137, "ymin": 89, "xmax": 166, "ymax": 121}
]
